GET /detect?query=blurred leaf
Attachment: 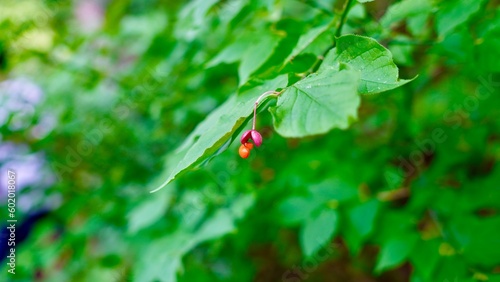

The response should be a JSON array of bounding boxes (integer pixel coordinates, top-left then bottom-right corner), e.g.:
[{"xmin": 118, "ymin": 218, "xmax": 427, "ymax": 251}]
[
  {"xmin": 134, "ymin": 204, "xmax": 244, "ymax": 282},
  {"xmin": 134, "ymin": 231, "xmax": 190, "ymax": 282},
  {"xmin": 388, "ymin": 37, "xmax": 416, "ymax": 66},
  {"xmin": 282, "ymin": 53, "xmax": 317, "ymax": 73},
  {"xmin": 348, "ymin": 199, "xmax": 380, "ymax": 239},
  {"xmin": 229, "ymin": 194, "xmax": 256, "ymax": 220},
  {"xmin": 432, "ymin": 256, "xmax": 469, "ymax": 281},
  {"xmin": 192, "ymin": 209, "xmax": 236, "ymax": 242},
  {"xmin": 238, "ymin": 31, "xmax": 282, "ymax": 85},
  {"xmin": 207, "ymin": 35, "xmax": 254, "ymax": 67},
  {"xmin": 300, "ymin": 208, "xmax": 339, "ymax": 257},
  {"xmin": 175, "ymin": 0, "xmax": 220, "ymax": 40},
  {"xmin": 476, "ymin": 28, "xmax": 500, "ymax": 72},
  {"xmin": 435, "ymin": 0, "xmax": 487, "ymax": 38},
  {"xmin": 278, "ymin": 196, "xmax": 323, "ymax": 225},
  {"xmin": 284, "ymin": 20, "xmax": 333, "ymax": 64},
  {"xmin": 449, "ymin": 215, "xmax": 500, "ymax": 267},
  {"xmin": 375, "ymin": 235, "xmax": 418, "ymax": 273},
  {"xmin": 410, "ymin": 239, "xmax": 440, "ymax": 280},
  {"xmin": 309, "ymin": 178, "xmax": 359, "ymax": 203},
  {"xmin": 380, "ymin": 0, "xmax": 433, "ymax": 28},
  {"xmin": 127, "ymin": 190, "xmax": 171, "ymax": 234}
]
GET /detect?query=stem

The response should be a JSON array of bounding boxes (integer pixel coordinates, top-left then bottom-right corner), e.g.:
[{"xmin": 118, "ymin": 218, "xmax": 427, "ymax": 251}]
[
  {"xmin": 310, "ymin": 0, "xmax": 353, "ymax": 74},
  {"xmin": 252, "ymin": 90, "xmax": 279, "ymax": 130},
  {"xmin": 336, "ymin": 0, "xmax": 353, "ymax": 37},
  {"xmin": 252, "ymin": 104, "xmax": 257, "ymax": 130}
]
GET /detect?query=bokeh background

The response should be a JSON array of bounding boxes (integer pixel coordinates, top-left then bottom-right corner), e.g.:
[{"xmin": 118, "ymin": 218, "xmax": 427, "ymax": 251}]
[{"xmin": 1, "ymin": 0, "xmax": 499, "ymax": 281}]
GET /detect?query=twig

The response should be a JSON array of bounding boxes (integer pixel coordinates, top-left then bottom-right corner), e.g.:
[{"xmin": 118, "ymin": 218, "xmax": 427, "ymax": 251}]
[
  {"xmin": 336, "ymin": 0, "xmax": 354, "ymax": 37},
  {"xmin": 252, "ymin": 90, "xmax": 279, "ymax": 130}
]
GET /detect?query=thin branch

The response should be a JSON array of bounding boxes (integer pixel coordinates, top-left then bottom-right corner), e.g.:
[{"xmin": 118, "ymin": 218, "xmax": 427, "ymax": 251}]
[
  {"xmin": 336, "ymin": 0, "xmax": 354, "ymax": 37},
  {"xmin": 252, "ymin": 90, "xmax": 279, "ymax": 130},
  {"xmin": 310, "ymin": 0, "xmax": 354, "ymax": 73}
]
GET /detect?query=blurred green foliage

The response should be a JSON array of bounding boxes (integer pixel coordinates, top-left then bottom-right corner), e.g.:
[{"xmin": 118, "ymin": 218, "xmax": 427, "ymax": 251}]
[{"xmin": 1, "ymin": 0, "xmax": 500, "ymax": 281}]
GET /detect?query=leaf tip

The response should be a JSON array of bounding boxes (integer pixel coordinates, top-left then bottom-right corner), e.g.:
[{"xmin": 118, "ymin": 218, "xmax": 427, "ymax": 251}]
[{"xmin": 150, "ymin": 178, "xmax": 172, "ymax": 193}]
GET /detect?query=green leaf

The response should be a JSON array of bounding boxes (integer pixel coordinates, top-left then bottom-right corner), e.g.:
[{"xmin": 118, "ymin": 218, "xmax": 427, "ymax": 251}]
[
  {"xmin": 134, "ymin": 231, "xmax": 191, "ymax": 282},
  {"xmin": 476, "ymin": 28, "xmax": 500, "ymax": 72},
  {"xmin": 229, "ymin": 194, "xmax": 256, "ymax": 220},
  {"xmin": 380, "ymin": 0, "xmax": 433, "ymax": 28},
  {"xmin": 192, "ymin": 209, "xmax": 236, "ymax": 242},
  {"xmin": 388, "ymin": 36, "xmax": 416, "ymax": 66},
  {"xmin": 134, "ymin": 203, "xmax": 247, "ymax": 282},
  {"xmin": 320, "ymin": 34, "xmax": 414, "ymax": 94},
  {"xmin": 152, "ymin": 75, "xmax": 288, "ymax": 192},
  {"xmin": 410, "ymin": 239, "xmax": 440, "ymax": 280},
  {"xmin": 174, "ymin": 0, "xmax": 220, "ymax": 40},
  {"xmin": 309, "ymin": 178, "xmax": 359, "ymax": 203},
  {"xmin": 127, "ymin": 189, "xmax": 171, "ymax": 234},
  {"xmin": 432, "ymin": 256, "xmax": 469, "ymax": 282},
  {"xmin": 348, "ymin": 199, "xmax": 380, "ymax": 239},
  {"xmin": 342, "ymin": 220, "xmax": 364, "ymax": 255},
  {"xmin": 449, "ymin": 215, "xmax": 500, "ymax": 267},
  {"xmin": 435, "ymin": 0, "xmax": 487, "ymax": 38},
  {"xmin": 375, "ymin": 235, "xmax": 418, "ymax": 273},
  {"xmin": 278, "ymin": 196, "xmax": 323, "ymax": 225},
  {"xmin": 238, "ymin": 31, "xmax": 282, "ymax": 85},
  {"xmin": 284, "ymin": 21, "xmax": 333, "ymax": 64},
  {"xmin": 207, "ymin": 30, "xmax": 282, "ymax": 85},
  {"xmin": 270, "ymin": 69, "xmax": 360, "ymax": 138},
  {"xmin": 300, "ymin": 208, "xmax": 339, "ymax": 257},
  {"xmin": 207, "ymin": 35, "xmax": 254, "ymax": 67}
]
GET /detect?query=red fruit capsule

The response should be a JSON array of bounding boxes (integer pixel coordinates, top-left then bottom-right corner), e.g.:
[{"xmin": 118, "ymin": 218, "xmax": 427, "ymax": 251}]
[
  {"xmin": 239, "ymin": 144, "xmax": 250, "ymax": 158},
  {"xmin": 241, "ymin": 130, "xmax": 252, "ymax": 143},
  {"xmin": 240, "ymin": 129, "xmax": 263, "ymax": 147},
  {"xmin": 250, "ymin": 130, "xmax": 262, "ymax": 147}
]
